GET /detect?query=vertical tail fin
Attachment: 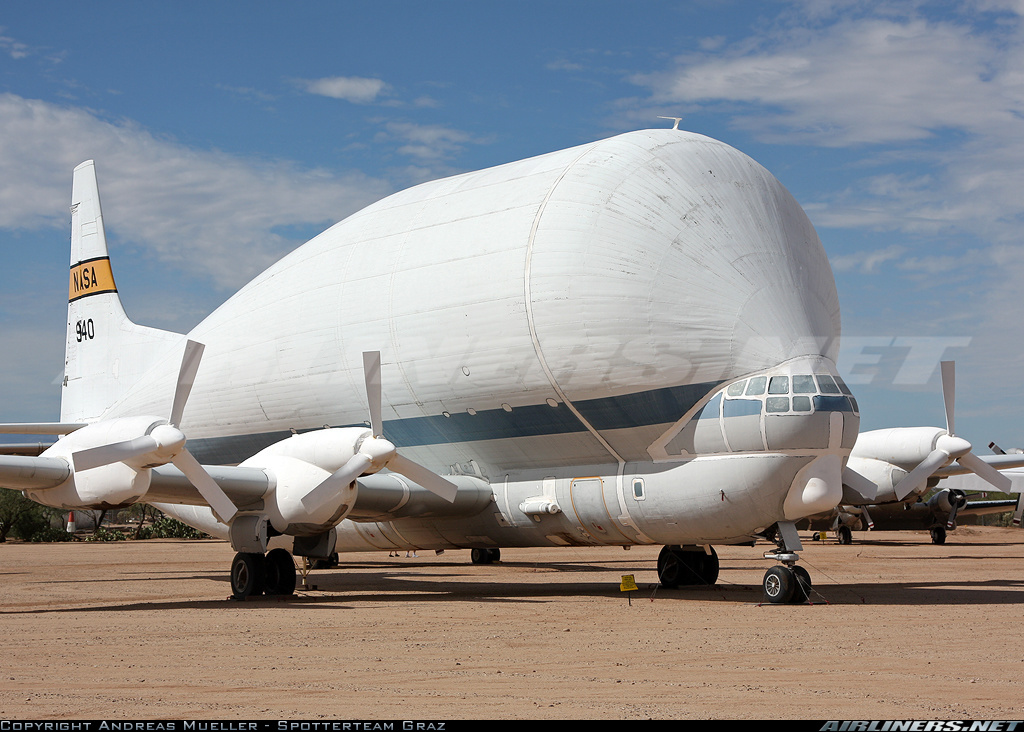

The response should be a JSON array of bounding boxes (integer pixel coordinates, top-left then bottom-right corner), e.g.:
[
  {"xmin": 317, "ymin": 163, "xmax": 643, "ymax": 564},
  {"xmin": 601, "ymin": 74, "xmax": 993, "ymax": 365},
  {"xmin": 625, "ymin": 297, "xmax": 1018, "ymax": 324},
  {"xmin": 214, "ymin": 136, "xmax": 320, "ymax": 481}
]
[{"xmin": 61, "ymin": 161, "xmax": 182, "ymax": 422}]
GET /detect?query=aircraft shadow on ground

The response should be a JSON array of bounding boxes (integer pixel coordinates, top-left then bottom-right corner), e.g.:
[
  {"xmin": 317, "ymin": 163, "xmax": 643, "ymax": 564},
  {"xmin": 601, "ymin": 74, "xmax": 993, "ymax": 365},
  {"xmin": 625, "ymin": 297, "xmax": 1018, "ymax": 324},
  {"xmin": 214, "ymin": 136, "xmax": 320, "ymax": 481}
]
[{"xmin": 5, "ymin": 556, "xmax": 1022, "ymax": 613}]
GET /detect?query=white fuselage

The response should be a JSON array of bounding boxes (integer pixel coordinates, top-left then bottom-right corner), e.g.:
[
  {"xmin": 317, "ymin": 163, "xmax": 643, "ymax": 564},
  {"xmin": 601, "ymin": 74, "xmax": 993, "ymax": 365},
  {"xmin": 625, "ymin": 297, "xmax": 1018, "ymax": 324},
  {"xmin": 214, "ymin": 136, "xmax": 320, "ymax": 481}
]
[{"xmin": 83, "ymin": 129, "xmax": 857, "ymax": 548}]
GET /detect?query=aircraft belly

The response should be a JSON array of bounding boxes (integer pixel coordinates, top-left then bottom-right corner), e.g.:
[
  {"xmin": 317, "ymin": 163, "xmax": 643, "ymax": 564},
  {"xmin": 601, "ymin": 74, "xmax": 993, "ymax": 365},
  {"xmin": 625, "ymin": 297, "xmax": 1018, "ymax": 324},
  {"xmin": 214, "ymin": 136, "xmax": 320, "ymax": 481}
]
[{"xmin": 625, "ymin": 454, "xmax": 809, "ymax": 544}]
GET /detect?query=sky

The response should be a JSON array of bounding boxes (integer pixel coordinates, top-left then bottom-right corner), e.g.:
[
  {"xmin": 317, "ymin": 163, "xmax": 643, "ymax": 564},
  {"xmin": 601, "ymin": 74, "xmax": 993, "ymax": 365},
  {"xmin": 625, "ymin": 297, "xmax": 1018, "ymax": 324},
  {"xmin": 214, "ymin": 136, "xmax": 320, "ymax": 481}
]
[{"xmin": 2, "ymin": 0, "xmax": 1023, "ymax": 453}]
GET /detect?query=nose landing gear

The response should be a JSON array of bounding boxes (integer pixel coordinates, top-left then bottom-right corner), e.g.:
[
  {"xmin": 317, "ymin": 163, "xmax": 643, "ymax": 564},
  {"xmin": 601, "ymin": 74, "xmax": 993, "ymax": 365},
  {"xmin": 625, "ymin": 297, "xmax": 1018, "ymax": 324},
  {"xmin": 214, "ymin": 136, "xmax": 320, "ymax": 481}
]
[{"xmin": 761, "ymin": 521, "xmax": 812, "ymax": 604}]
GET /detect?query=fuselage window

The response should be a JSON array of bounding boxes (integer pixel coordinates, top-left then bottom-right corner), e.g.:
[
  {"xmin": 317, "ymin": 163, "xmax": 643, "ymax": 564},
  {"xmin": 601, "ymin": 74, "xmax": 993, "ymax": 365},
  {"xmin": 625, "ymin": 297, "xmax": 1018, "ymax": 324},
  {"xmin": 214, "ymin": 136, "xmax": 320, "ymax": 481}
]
[
  {"xmin": 768, "ymin": 376, "xmax": 789, "ymax": 394},
  {"xmin": 745, "ymin": 376, "xmax": 767, "ymax": 396},
  {"xmin": 632, "ymin": 478, "xmax": 645, "ymax": 500}
]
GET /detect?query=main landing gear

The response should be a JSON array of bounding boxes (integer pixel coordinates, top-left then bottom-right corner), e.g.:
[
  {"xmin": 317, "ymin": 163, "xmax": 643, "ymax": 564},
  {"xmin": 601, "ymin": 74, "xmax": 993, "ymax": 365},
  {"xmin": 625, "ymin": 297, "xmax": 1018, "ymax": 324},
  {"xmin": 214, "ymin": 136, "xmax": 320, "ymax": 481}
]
[
  {"xmin": 230, "ymin": 548, "xmax": 297, "ymax": 599},
  {"xmin": 657, "ymin": 545, "xmax": 720, "ymax": 588},
  {"xmin": 761, "ymin": 521, "xmax": 812, "ymax": 604},
  {"xmin": 470, "ymin": 547, "xmax": 501, "ymax": 564}
]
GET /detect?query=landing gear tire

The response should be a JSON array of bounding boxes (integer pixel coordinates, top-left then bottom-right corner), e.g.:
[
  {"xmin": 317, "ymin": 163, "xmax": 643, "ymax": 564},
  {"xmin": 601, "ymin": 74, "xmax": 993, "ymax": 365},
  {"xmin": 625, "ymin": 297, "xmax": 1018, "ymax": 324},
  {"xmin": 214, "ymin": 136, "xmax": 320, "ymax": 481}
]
[
  {"xmin": 471, "ymin": 548, "xmax": 500, "ymax": 564},
  {"xmin": 231, "ymin": 552, "xmax": 266, "ymax": 599},
  {"xmin": 264, "ymin": 548, "xmax": 297, "ymax": 596},
  {"xmin": 762, "ymin": 566, "xmax": 795, "ymax": 604},
  {"xmin": 311, "ymin": 552, "xmax": 339, "ymax": 570},
  {"xmin": 930, "ymin": 526, "xmax": 947, "ymax": 545},
  {"xmin": 657, "ymin": 546, "xmax": 719, "ymax": 588},
  {"xmin": 837, "ymin": 525, "xmax": 852, "ymax": 545},
  {"xmin": 791, "ymin": 565, "xmax": 811, "ymax": 604}
]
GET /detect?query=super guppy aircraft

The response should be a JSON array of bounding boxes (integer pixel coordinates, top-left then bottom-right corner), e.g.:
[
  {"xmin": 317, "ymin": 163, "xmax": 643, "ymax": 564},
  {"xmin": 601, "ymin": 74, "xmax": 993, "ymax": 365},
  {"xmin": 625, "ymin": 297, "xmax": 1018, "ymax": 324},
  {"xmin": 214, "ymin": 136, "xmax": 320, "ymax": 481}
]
[{"xmin": 1, "ymin": 127, "xmax": 864, "ymax": 603}]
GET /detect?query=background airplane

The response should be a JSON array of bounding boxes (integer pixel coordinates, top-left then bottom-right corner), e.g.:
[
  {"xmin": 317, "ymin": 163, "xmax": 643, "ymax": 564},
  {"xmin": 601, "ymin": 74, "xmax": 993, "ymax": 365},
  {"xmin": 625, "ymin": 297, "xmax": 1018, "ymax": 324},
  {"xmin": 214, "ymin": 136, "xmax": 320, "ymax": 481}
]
[
  {"xmin": 804, "ymin": 487, "xmax": 1020, "ymax": 545},
  {"xmin": 0, "ymin": 127, "xmax": 994, "ymax": 605},
  {"xmin": 800, "ymin": 362, "xmax": 1024, "ymax": 544}
]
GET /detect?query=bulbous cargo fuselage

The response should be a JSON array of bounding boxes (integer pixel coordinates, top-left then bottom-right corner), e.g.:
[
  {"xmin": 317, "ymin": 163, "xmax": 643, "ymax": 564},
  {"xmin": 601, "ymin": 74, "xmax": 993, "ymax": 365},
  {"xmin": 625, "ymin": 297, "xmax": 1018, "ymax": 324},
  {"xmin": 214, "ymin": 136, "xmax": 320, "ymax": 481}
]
[{"xmin": 110, "ymin": 129, "xmax": 849, "ymax": 466}]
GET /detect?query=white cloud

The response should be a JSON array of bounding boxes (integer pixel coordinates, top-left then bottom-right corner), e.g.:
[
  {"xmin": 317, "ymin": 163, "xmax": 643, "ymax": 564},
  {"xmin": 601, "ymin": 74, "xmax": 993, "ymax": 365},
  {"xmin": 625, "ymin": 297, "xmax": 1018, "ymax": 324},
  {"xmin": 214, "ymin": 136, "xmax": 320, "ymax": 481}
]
[
  {"xmin": 634, "ymin": 17, "xmax": 1020, "ymax": 146},
  {"xmin": 830, "ymin": 244, "xmax": 906, "ymax": 273},
  {"xmin": 0, "ymin": 94, "xmax": 391, "ymax": 288},
  {"xmin": 380, "ymin": 121, "xmax": 485, "ymax": 162},
  {"xmin": 299, "ymin": 76, "xmax": 391, "ymax": 104}
]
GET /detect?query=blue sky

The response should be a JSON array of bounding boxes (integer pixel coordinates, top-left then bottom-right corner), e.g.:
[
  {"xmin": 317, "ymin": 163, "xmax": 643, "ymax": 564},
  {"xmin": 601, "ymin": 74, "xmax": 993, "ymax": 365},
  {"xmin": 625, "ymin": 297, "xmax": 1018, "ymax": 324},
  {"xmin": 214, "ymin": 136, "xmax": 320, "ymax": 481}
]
[{"xmin": 2, "ymin": 0, "xmax": 1023, "ymax": 452}]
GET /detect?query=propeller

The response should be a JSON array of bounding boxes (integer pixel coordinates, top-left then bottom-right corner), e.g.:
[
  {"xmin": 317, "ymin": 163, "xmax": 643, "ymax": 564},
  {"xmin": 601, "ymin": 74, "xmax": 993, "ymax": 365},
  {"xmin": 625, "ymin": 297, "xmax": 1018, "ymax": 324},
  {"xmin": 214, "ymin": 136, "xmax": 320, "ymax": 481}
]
[
  {"xmin": 892, "ymin": 362, "xmax": 1011, "ymax": 501},
  {"xmin": 71, "ymin": 340, "xmax": 238, "ymax": 523},
  {"xmin": 945, "ymin": 488, "xmax": 967, "ymax": 530},
  {"xmin": 301, "ymin": 351, "xmax": 458, "ymax": 512}
]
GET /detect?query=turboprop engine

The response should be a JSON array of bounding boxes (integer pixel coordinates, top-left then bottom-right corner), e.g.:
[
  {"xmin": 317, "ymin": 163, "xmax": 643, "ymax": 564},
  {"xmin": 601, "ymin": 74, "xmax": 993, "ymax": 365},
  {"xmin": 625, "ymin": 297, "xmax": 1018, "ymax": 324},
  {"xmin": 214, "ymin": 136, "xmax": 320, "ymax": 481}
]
[
  {"xmin": 927, "ymin": 487, "xmax": 968, "ymax": 529},
  {"xmin": 239, "ymin": 427, "xmax": 390, "ymax": 535},
  {"xmin": 843, "ymin": 362, "xmax": 1010, "ymax": 506},
  {"xmin": 23, "ymin": 415, "xmax": 173, "ymax": 509}
]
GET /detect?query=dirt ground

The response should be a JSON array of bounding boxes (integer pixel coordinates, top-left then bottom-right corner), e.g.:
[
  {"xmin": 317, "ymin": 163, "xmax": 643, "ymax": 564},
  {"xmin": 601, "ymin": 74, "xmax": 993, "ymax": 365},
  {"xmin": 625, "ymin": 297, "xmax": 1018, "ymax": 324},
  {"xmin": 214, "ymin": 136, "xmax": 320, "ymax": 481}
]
[{"xmin": 1, "ymin": 526, "xmax": 1023, "ymax": 721}]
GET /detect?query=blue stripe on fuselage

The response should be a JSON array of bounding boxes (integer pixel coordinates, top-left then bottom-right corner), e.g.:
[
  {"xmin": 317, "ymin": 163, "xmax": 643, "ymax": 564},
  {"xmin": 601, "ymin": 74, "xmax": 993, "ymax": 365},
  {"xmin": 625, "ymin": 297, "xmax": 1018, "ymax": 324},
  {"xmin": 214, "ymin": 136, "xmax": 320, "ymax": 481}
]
[{"xmin": 187, "ymin": 380, "xmax": 722, "ymax": 465}]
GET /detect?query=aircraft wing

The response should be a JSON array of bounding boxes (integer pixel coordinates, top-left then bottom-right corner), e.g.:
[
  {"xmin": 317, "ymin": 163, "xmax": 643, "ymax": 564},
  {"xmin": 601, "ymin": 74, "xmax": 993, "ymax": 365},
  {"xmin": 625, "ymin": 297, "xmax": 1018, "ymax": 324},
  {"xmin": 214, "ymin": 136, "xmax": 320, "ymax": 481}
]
[
  {"xmin": 0, "ymin": 455, "xmax": 72, "ymax": 491},
  {"xmin": 0, "ymin": 451, "xmax": 271, "ymax": 510},
  {"xmin": 934, "ymin": 453, "xmax": 1024, "ymax": 479},
  {"xmin": 940, "ymin": 468, "xmax": 1024, "ymax": 493},
  {"xmin": 957, "ymin": 498, "xmax": 1021, "ymax": 517}
]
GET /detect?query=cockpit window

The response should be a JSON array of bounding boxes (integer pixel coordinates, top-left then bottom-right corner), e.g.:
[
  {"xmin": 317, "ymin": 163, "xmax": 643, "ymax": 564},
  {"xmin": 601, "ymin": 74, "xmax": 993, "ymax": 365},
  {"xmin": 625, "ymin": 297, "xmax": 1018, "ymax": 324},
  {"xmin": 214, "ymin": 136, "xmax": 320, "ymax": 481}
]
[
  {"xmin": 815, "ymin": 374, "xmax": 842, "ymax": 394},
  {"xmin": 792, "ymin": 375, "xmax": 816, "ymax": 394},
  {"xmin": 765, "ymin": 396, "xmax": 790, "ymax": 413},
  {"xmin": 792, "ymin": 395, "xmax": 812, "ymax": 412},
  {"xmin": 745, "ymin": 376, "xmax": 767, "ymax": 396},
  {"xmin": 768, "ymin": 376, "xmax": 789, "ymax": 394},
  {"xmin": 835, "ymin": 375, "xmax": 853, "ymax": 395},
  {"xmin": 727, "ymin": 380, "xmax": 747, "ymax": 396}
]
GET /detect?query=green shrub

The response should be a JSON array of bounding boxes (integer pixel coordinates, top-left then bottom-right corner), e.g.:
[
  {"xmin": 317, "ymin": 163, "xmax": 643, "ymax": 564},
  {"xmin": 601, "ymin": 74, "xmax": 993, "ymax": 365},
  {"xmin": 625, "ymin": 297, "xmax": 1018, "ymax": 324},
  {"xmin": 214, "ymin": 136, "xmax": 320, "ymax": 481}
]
[
  {"xmin": 137, "ymin": 517, "xmax": 208, "ymax": 540},
  {"xmin": 84, "ymin": 527, "xmax": 128, "ymax": 542}
]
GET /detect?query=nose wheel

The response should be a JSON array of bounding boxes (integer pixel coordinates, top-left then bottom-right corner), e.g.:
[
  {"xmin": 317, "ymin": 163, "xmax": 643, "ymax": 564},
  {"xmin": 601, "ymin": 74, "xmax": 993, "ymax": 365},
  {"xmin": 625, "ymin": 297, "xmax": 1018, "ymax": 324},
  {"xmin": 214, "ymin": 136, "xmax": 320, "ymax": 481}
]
[{"xmin": 762, "ymin": 555, "xmax": 811, "ymax": 604}]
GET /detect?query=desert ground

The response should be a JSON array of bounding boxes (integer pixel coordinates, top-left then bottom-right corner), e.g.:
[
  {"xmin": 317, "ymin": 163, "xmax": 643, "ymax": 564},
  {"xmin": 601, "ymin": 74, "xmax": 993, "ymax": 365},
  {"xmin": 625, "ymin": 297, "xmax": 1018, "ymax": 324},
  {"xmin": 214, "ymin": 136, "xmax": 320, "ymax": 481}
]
[{"xmin": 1, "ymin": 526, "xmax": 1023, "ymax": 721}]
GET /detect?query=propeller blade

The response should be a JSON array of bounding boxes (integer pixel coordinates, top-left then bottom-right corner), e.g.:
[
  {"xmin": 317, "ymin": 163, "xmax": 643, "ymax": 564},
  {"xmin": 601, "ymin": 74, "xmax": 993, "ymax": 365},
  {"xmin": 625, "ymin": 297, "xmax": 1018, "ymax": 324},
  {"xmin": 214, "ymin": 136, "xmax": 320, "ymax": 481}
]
[
  {"xmin": 170, "ymin": 340, "xmax": 205, "ymax": 428},
  {"xmin": 861, "ymin": 505, "xmax": 874, "ymax": 530},
  {"xmin": 1013, "ymin": 493, "xmax": 1023, "ymax": 528},
  {"xmin": 990, "ymin": 441, "xmax": 1006, "ymax": 455},
  {"xmin": 893, "ymin": 448, "xmax": 951, "ymax": 501},
  {"xmin": 171, "ymin": 448, "xmax": 237, "ymax": 523},
  {"xmin": 301, "ymin": 453, "xmax": 372, "ymax": 513},
  {"xmin": 363, "ymin": 351, "xmax": 383, "ymax": 437},
  {"xmin": 72, "ymin": 435, "xmax": 159, "ymax": 471},
  {"xmin": 940, "ymin": 360, "xmax": 955, "ymax": 437},
  {"xmin": 946, "ymin": 504, "xmax": 959, "ymax": 529},
  {"xmin": 957, "ymin": 451, "xmax": 1013, "ymax": 493},
  {"xmin": 843, "ymin": 466, "xmax": 878, "ymax": 502},
  {"xmin": 389, "ymin": 453, "xmax": 458, "ymax": 502}
]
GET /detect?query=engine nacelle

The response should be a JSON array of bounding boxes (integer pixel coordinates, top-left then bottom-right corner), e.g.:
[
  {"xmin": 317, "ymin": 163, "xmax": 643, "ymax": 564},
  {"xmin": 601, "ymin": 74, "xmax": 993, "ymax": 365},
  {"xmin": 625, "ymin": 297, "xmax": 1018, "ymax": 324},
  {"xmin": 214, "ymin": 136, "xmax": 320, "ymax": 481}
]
[
  {"xmin": 24, "ymin": 416, "xmax": 164, "ymax": 509},
  {"xmin": 239, "ymin": 427, "xmax": 370, "ymax": 535},
  {"xmin": 844, "ymin": 455, "xmax": 907, "ymax": 504},
  {"xmin": 850, "ymin": 427, "xmax": 948, "ymax": 470},
  {"xmin": 928, "ymin": 488, "xmax": 967, "ymax": 514}
]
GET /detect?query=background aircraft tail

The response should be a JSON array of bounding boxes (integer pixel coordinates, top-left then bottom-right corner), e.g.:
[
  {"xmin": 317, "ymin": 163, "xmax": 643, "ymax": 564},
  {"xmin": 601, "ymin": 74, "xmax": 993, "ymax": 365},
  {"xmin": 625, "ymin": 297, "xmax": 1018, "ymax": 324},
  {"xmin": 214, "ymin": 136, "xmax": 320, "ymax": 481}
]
[{"xmin": 61, "ymin": 161, "xmax": 182, "ymax": 423}]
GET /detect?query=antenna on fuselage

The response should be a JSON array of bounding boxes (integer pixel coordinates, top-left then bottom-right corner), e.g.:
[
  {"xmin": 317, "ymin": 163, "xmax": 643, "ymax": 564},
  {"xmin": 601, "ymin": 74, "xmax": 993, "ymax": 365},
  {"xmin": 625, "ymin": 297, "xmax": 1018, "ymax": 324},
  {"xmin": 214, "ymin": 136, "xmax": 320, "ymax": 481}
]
[{"xmin": 657, "ymin": 116, "xmax": 682, "ymax": 130}]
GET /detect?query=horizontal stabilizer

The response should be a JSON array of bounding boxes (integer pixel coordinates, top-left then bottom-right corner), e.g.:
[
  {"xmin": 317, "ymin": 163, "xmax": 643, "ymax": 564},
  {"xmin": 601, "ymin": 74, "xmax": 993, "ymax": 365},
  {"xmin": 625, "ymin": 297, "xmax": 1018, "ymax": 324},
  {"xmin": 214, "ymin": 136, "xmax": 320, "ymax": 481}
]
[{"xmin": 0, "ymin": 423, "xmax": 87, "ymax": 435}]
